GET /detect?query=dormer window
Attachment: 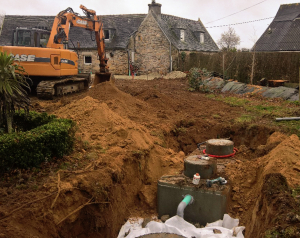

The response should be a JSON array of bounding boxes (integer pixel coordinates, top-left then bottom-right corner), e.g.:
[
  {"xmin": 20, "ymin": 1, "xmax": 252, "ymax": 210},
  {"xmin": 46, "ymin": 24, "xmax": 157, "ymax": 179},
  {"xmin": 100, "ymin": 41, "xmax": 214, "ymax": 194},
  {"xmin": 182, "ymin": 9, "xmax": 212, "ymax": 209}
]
[
  {"xmin": 200, "ymin": 32, "xmax": 204, "ymax": 44},
  {"xmin": 180, "ymin": 29, "xmax": 185, "ymax": 41},
  {"xmin": 104, "ymin": 30, "xmax": 110, "ymax": 41}
]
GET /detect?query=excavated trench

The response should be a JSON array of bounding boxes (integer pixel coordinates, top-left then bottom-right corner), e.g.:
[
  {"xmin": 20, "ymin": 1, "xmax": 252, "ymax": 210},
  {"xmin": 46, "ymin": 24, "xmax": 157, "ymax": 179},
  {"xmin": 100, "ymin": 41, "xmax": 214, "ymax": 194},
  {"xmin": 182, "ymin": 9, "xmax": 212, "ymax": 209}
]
[
  {"xmin": 55, "ymin": 124, "xmax": 290, "ymax": 238},
  {"xmin": 1, "ymin": 79, "xmax": 300, "ymax": 238}
]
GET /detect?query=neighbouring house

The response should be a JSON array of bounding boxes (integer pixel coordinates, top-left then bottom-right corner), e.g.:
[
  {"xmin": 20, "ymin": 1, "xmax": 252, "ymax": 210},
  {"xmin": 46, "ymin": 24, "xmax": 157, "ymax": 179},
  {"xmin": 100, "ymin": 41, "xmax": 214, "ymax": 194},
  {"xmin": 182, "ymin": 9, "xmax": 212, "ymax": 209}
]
[
  {"xmin": 255, "ymin": 3, "xmax": 300, "ymax": 52},
  {"xmin": 0, "ymin": 1, "xmax": 218, "ymax": 75}
]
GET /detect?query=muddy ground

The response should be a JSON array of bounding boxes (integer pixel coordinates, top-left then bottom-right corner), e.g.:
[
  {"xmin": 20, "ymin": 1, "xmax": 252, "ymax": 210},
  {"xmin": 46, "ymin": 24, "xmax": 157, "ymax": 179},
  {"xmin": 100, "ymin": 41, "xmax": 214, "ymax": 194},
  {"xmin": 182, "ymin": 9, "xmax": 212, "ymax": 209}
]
[{"xmin": 0, "ymin": 76, "xmax": 300, "ymax": 237}]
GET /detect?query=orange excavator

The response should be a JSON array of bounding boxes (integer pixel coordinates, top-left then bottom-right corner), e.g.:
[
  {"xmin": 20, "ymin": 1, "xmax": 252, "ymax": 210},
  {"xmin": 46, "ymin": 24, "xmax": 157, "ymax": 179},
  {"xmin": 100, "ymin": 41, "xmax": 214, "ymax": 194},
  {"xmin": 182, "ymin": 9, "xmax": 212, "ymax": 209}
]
[{"xmin": 0, "ymin": 5, "xmax": 111, "ymax": 99}]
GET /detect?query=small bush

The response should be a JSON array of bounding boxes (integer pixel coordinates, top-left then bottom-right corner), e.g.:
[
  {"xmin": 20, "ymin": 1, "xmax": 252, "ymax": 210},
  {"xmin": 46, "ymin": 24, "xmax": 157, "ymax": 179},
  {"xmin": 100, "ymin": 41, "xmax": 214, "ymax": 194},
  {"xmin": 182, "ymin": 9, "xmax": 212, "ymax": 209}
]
[
  {"xmin": 0, "ymin": 111, "xmax": 75, "ymax": 172},
  {"xmin": 187, "ymin": 68, "xmax": 202, "ymax": 91},
  {"xmin": 13, "ymin": 110, "xmax": 56, "ymax": 131}
]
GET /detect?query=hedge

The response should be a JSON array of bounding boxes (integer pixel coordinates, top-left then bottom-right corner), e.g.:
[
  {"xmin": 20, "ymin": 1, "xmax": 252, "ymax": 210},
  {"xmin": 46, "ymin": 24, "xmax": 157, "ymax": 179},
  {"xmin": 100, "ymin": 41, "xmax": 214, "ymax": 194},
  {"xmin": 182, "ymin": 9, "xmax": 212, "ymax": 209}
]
[
  {"xmin": 13, "ymin": 110, "xmax": 56, "ymax": 131},
  {"xmin": 0, "ymin": 111, "xmax": 75, "ymax": 172}
]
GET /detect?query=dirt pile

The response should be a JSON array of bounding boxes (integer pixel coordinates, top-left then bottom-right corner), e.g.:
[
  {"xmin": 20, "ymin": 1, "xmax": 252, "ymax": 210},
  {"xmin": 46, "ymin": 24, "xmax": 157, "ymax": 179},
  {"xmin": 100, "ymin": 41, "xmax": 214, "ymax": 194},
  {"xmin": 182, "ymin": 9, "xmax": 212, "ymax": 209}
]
[
  {"xmin": 1, "ymin": 78, "xmax": 300, "ymax": 238},
  {"xmin": 55, "ymin": 96, "xmax": 153, "ymax": 151},
  {"xmin": 163, "ymin": 71, "xmax": 187, "ymax": 79},
  {"xmin": 53, "ymin": 81, "xmax": 186, "ymax": 187},
  {"xmin": 225, "ymin": 132, "xmax": 300, "ymax": 237}
]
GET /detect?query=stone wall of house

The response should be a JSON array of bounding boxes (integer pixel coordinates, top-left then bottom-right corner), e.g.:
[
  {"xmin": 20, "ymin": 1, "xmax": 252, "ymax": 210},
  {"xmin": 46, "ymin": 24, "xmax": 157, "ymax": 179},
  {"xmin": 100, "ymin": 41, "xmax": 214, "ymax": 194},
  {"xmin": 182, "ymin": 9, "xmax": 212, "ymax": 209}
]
[
  {"xmin": 129, "ymin": 12, "xmax": 171, "ymax": 75},
  {"xmin": 171, "ymin": 47, "xmax": 180, "ymax": 71},
  {"xmin": 77, "ymin": 49, "xmax": 98, "ymax": 74},
  {"xmin": 106, "ymin": 49, "xmax": 129, "ymax": 75},
  {"xmin": 77, "ymin": 49, "xmax": 128, "ymax": 75}
]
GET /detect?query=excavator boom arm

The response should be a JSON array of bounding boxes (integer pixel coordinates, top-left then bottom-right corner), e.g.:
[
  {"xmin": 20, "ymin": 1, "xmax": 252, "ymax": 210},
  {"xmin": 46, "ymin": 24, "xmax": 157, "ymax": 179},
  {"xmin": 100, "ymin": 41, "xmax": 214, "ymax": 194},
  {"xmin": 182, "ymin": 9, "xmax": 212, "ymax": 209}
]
[{"xmin": 47, "ymin": 5, "xmax": 108, "ymax": 72}]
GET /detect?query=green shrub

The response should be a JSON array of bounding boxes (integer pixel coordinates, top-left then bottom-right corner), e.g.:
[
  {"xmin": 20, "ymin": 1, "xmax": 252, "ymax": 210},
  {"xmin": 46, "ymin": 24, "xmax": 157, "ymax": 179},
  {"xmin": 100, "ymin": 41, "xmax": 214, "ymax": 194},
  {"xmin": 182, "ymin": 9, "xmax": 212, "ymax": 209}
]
[
  {"xmin": 0, "ymin": 111, "xmax": 75, "ymax": 172},
  {"xmin": 13, "ymin": 111, "xmax": 56, "ymax": 131},
  {"xmin": 187, "ymin": 68, "xmax": 203, "ymax": 91}
]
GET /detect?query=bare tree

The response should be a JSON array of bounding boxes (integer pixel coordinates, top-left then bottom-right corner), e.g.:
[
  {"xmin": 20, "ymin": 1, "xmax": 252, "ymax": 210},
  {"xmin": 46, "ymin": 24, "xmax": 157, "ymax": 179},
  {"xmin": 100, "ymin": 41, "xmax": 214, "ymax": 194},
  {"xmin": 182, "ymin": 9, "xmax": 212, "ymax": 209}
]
[
  {"xmin": 217, "ymin": 26, "xmax": 241, "ymax": 51},
  {"xmin": 0, "ymin": 11, "xmax": 5, "ymax": 35},
  {"xmin": 249, "ymin": 27, "xmax": 258, "ymax": 85}
]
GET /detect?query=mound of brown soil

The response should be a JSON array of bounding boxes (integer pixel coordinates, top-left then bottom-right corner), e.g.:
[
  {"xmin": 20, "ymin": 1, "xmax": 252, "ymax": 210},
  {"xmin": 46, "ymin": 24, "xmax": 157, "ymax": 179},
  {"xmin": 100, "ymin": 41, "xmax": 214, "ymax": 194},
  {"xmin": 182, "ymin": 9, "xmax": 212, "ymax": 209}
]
[
  {"xmin": 2, "ymin": 78, "xmax": 300, "ymax": 238},
  {"xmin": 225, "ymin": 132, "xmax": 300, "ymax": 237}
]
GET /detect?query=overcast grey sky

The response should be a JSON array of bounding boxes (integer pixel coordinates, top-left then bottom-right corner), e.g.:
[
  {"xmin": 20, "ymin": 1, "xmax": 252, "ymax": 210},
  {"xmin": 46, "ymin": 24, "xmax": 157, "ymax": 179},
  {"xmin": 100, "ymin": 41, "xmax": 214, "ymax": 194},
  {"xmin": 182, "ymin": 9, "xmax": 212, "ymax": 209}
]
[{"xmin": 1, "ymin": 0, "xmax": 299, "ymax": 49}]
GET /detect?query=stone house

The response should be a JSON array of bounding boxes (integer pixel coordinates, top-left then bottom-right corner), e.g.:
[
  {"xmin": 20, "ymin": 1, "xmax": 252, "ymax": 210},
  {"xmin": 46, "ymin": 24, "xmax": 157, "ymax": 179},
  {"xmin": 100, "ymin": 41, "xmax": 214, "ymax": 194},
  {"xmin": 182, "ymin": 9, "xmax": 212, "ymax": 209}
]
[
  {"xmin": 0, "ymin": 1, "xmax": 218, "ymax": 75},
  {"xmin": 255, "ymin": 3, "xmax": 300, "ymax": 52}
]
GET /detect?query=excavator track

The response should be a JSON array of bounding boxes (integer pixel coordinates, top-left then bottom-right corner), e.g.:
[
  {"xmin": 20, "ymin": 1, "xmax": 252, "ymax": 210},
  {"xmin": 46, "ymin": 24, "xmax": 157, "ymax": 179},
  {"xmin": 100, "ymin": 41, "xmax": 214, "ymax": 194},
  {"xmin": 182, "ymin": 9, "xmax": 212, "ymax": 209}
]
[{"xmin": 36, "ymin": 76, "xmax": 90, "ymax": 99}]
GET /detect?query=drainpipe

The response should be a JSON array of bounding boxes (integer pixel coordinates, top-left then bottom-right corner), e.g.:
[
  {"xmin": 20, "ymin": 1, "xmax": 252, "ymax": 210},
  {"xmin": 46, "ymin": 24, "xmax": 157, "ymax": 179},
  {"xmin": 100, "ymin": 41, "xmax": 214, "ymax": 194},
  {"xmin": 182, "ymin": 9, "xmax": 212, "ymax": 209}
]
[
  {"xmin": 127, "ymin": 50, "xmax": 130, "ymax": 76},
  {"xmin": 126, "ymin": 31, "xmax": 137, "ymax": 76},
  {"xmin": 177, "ymin": 194, "xmax": 194, "ymax": 219}
]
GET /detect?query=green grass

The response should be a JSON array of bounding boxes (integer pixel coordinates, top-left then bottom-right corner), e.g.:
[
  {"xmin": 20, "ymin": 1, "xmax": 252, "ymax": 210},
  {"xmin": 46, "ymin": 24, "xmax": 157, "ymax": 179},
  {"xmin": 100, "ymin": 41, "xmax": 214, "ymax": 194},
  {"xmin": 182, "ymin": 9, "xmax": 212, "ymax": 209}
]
[
  {"xmin": 206, "ymin": 94, "xmax": 216, "ymax": 99},
  {"xmin": 235, "ymin": 114, "xmax": 255, "ymax": 123},
  {"xmin": 276, "ymin": 121, "xmax": 300, "ymax": 137},
  {"xmin": 206, "ymin": 94, "xmax": 300, "ymax": 137},
  {"xmin": 254, "ymin": 105, "xmax": 277, "ymax": 111},
  {"xmin": 222, "ymin": 97, "xmax": 250, "ymax": 107}
]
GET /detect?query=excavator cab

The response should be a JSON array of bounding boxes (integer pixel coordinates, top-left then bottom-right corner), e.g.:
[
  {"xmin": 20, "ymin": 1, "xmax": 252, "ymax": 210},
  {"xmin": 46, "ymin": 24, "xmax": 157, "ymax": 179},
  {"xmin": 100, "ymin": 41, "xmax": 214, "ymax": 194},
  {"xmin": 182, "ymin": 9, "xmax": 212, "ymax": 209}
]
[{"xmin": 13, "ymin": 27, "xmax": 50, "ymax": 48}]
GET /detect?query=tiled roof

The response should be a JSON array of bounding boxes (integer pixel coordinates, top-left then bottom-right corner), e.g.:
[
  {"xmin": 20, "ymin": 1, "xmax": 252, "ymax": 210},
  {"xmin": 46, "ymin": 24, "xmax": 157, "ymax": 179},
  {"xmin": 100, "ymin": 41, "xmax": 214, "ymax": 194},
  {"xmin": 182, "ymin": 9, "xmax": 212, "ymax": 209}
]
[
  {"xmin": 0, "ymin": 15, "xmax": 55, "ymax": 46},
  {"xmin": 159, "ymin": 14, "xmax": 219, "ymax": 51},
  {"xmin": 0, "ymin": 12, "xmax": 218, "ymax": 52},
  {"xmin": 101, "ymin": 14, "xmax": 146, "ymax": 49},
  {"xmin": 255, "ymin": 3, "xmax": 300, "ymax": 51}
]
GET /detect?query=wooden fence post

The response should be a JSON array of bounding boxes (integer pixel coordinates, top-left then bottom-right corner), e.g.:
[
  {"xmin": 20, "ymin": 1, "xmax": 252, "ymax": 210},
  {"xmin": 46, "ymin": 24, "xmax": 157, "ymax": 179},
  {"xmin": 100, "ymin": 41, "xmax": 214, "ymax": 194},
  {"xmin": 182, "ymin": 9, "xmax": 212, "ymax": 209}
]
[
  {"xmin": 250, "ymin": 46, "xmax": 256, "ymax": 85},
  {"xmin": 223, "ymin": 53, "xmax": 225, "ymax": 79}
]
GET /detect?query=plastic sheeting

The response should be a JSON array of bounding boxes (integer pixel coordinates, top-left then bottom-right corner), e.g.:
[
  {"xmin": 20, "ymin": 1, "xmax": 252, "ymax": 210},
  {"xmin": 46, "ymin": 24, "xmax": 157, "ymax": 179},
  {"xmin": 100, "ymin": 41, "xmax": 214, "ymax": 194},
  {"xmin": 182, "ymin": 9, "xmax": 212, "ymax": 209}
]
[{"xmin": 118, "ymin": 214, "xmax": 245, "ymax": 238}]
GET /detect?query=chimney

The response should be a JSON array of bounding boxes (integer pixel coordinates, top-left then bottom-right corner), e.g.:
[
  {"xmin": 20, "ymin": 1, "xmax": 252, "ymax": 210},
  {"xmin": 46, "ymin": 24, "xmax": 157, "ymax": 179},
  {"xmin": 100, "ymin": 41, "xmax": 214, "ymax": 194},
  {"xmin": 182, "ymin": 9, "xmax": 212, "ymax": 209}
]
[{"xmin": 148, "ymin": 0, "xmax": 162, "ymax": 19}]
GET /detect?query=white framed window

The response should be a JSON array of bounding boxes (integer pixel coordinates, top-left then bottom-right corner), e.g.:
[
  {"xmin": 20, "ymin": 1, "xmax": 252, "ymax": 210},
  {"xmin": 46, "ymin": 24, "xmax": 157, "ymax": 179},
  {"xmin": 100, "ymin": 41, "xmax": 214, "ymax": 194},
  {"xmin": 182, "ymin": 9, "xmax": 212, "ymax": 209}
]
[
  {"xmin": 180, "ymin": 30, "xmax": 185, "ymax": 41},
  {"xmin": 83, "ymin": 52, "xmax": 93, "ymax": 65},
  {"xmin": 84, "ymin": 56, "xmax": 92, "ymax": 64},
  {"xmin": 200, "ymin": 33, "xmax": 204, "ymax": 44}
]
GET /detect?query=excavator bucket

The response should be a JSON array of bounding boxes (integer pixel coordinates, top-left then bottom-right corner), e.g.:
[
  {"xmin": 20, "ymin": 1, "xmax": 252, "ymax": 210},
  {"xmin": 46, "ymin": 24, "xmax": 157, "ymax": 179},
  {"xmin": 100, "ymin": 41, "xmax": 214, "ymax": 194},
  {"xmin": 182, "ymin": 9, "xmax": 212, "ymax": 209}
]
[{"xmin": 93, "ymin": 72, "xmax": 112, "ymax": 86}]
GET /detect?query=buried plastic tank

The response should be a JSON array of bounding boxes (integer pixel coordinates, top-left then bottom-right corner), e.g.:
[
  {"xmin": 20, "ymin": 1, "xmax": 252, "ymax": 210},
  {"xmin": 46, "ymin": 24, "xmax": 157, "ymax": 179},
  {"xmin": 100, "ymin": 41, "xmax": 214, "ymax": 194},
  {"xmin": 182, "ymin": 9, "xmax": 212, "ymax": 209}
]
[
  {"xmin": 157, "ymin": 176, "xmax": 230, "ymax": 225},
  {"xmin": 157, "ymin": 139, "xmax": 234, "ymax": 225}
]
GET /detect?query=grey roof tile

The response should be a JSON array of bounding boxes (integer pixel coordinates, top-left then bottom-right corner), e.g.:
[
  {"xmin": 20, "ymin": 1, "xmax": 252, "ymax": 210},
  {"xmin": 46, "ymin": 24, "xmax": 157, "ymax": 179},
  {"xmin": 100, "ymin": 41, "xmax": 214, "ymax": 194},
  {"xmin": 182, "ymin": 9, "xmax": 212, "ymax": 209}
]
[
  {"xmin": 255, "ymin": 3, "xmax": 300, "ymax": 51},
  {"xmin": 0, "ymin": 13, "xmax": 218, "ymax": 52},
  {"xmin": 0, "ymin": 15, "xmax": 55, "ymax": 46},
  {"xmin": 159, "ymin": 14, "xmax": 218, "ymax": 51},
  {"xmin": 274, "ymin": 3, "xmax": 300, "ymax": 21}
]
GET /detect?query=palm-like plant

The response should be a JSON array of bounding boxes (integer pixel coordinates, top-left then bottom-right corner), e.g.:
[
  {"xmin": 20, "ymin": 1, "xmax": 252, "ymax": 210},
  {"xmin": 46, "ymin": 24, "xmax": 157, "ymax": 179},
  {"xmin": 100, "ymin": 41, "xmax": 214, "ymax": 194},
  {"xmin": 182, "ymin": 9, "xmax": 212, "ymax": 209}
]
[{"xmin": 0, "ymin": 52, "xmax": 31, "ymax": 133}]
